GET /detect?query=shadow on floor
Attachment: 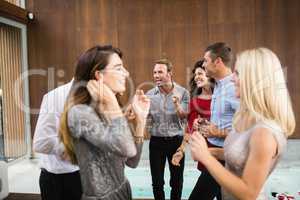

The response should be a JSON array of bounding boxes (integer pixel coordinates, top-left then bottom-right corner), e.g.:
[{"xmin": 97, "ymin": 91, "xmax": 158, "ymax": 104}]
[
  {"xmin": 4, "ymin": 193, "xmax": 154, "ymax": 200},
  {"xmin": 5, "ymin": 193, "xmax": 41, "ymax": 200}
]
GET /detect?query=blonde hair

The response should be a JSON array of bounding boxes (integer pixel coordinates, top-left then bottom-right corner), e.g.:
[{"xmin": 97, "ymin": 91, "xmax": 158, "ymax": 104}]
[{"xmin": 233, "ymin": 48, "xmax": 295, "ymax": 136}]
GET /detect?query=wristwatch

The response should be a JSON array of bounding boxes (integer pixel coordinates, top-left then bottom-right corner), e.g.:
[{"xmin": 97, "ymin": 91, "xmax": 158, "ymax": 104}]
[{"xmin": 176, "ymin": 147, "xmax": 184, "ymax": 154}]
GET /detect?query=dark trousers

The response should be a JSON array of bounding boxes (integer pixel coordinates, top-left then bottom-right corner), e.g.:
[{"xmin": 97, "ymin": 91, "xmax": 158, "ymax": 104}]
[
  {"xmin": 39, "ymin": 169, "xmax": 82, "ymax": 200},
  {"xmin": 188, "ymin": 162, "xmax": 225, "ymax": 200},
  {"xmin": 149, "ymin": 136, "xmax": 185, "ymax": 200}
]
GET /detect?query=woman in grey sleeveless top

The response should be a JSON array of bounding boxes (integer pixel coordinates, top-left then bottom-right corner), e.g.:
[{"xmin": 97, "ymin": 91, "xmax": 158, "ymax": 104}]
[
  {"xmin": 190, "ymin": 48, "xmax": 295, "ymax": 200},
  {"xmin": 59, "ymin": 45, "xmax": 150, "ymax": 200}
]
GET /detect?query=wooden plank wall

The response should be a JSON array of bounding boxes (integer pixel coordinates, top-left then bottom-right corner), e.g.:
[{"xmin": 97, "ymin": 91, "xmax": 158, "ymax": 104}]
[
  {"xmin": 0, "ymin": 23, "xmax": 26, "ymax": 158},
  {"xmin": 26, "ymin": 0, "xmax": 300, "ymax": 138}
]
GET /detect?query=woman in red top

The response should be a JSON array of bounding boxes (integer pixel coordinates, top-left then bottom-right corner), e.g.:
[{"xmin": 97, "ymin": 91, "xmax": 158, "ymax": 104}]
[{"xmin": 171, "ymin": 60, "xmax": 215, "ymax": 200}]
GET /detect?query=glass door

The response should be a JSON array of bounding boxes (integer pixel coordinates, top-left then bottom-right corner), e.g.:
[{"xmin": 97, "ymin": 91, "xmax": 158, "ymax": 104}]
[{"xmin": 0, "ymin": 19, "xmax": 30, "ymax": 162}]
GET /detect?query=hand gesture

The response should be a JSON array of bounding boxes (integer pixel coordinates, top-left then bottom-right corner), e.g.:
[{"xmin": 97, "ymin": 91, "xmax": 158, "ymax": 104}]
[
  {"xmin": 172, "ymin": 96, "xmax": 179, "ymax": 105},
  {"xmin": 132, "ymin": 90, "xmax": 150, "ymax": 121},
  {"xmin": 192, "ymin": 116, "xmax": 208, "ymax": 131},
  {"xmin": 171, "ymin": 149, "xmax": 184, "ymax": 166},
  {"xmin": 87, "ymin": 77, "xmax": 117, "ymax": 105},
  {"xmin": 190, "ymin": 131, "xmax": 210, "ymax": 163},
  {"xmin": 192, "ymin": 116, "xmax": 202, "ymax": 131},
  {"xmin": 60, "ymin": 151, "xmax": 71, "ymax": 162},
  {"xmin": 125, "ymin": 104, "xmax": 136, "ymax": 121},
  {"xmin": 201, "ymin": 123, "xmax": 221, "ymax": 138}
]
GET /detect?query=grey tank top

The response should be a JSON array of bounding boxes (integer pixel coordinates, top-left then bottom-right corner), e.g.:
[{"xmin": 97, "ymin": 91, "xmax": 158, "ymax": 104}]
[{"xmin": 223, "ymin": 121, "xmax": 287, "ymax": 200}]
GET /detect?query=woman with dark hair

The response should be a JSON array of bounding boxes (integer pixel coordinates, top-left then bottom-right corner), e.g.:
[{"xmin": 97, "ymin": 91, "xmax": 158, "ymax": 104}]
[
  {"xmin": 171, "ymin": 60, "xmax": 218, "ymax": 200},
  {"xmin": 59, "ymin": 45, "xmax": 150, "ymax": 200}
]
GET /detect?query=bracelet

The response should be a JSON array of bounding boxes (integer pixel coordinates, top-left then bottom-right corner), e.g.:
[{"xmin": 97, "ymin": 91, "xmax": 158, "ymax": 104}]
[
  {"xmin": 184, "ymin": 137, "xmax": 189, "ymax": 144},
  {"xmin": 176, "ymin": 147, "xmax": 184, "ymax": 154},
  {"xmin": 133, "ymin": 136, "xmax": 144, "ymax": 144}
]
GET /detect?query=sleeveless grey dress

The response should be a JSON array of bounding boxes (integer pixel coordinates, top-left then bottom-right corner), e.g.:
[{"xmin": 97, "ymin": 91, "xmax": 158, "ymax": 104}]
[
  {"xmin": 68, "ymin": 104, "xmax": 143, "ymax": 200},
  {"xmin": 223, "ymin": 121, "xmax": 287, "ymax": 200}
]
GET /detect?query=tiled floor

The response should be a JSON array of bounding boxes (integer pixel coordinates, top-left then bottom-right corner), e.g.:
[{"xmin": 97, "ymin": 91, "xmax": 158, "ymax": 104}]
[{"xmin": 5, "ymin": 140, "xmax": 300, "ymax": 199}]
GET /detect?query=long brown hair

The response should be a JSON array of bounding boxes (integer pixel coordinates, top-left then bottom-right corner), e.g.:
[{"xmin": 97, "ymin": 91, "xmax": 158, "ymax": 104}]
[
  {"xmin": 59, "ymin": 45, "xmax": 123, "ymax": 164},
  {"xmin": 189, "ymin": 60, "xmax": 215, "ymax": 97}
]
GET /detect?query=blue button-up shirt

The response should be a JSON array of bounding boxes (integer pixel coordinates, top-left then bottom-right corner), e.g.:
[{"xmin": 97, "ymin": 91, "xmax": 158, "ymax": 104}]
[
  {"xmin": 208, "ymin": 74, "xmax": 240, "ymax": 147},
  {"xmin": 146, "ymin": 83, "xmax": 190, "ymax": 137}
]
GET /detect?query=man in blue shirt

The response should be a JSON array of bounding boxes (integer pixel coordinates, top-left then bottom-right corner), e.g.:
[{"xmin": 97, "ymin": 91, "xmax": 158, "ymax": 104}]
[{"xmin": 189, "ymin": 42, "xmax": 239, "ymax": 200}]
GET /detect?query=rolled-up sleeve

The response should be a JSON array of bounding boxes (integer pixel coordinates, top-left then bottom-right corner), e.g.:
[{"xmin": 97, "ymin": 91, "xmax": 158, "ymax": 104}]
[
  {"xmin": 180, "ymin": 90, "xmax": 190, "ymax": 113},
  {"xmin": 33, "ymin": 94, "xmax": 65, "ymax": 156}
]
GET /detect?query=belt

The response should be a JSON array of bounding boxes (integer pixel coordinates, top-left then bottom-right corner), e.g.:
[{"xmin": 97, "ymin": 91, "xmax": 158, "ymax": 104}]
[
  {"xmin": 41, "ymin": 168, "xmax": 79, "ymax": 175},
  {"xmin": 151, "ymin": 135, "xmax": 182, "ymax": 141}
]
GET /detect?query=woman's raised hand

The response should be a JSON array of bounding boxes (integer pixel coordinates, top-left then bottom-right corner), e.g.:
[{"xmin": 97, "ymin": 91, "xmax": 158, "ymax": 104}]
[
  {"xmin": 125, "ymin": 104, "xmax": 136, "ymax": 121},
  {"xmin": 190, "ymin": 131, "xmax": 211, "ymax": 163},
  {"xmin": 87, "ymin": 77, "xmax": 117, "ymax": 105},
  {"xmin": 87, "ymin": 78, "xmax": 123, "ymax": 119}
]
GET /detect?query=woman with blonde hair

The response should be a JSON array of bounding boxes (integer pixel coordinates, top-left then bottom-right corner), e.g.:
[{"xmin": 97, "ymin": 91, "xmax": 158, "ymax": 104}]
[
  {"xmin": 190, "ymin": 47, "xmax": 295, "ymax": 200},
  {"xmin": 59, "ymin": 45, "xmax": 150, "ymax": 200}
]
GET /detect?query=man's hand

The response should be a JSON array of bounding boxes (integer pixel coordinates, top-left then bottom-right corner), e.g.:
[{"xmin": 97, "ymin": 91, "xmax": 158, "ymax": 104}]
[
  {"xmin": 171, "ymin": 149, "xmax": 184, "ymax": 166},
  {"xmin": 172, "ymin": 96, "xmax": 179, "ymax": 105},
  {"xmin": 201, "ymin": 123, "xmax": 227, "ymax": 138},
  {"xmin": 60, "ymin": 151, "xmax": 71, "ymax": 162},
  {"xmin": 193, "ymin": 117, "xmax": 209, "ymax": 131}
]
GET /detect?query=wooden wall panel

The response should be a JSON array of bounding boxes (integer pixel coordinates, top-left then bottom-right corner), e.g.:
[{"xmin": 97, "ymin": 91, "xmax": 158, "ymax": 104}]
[
  {"xmin": 255, "ymin": 0, "xmax": 299, "ymax": 138},
  {"xmin": 284, "ymin": 0, "xmax": 300, "ymax": 139},
  {"xmin": 75, "ymin": 0, "xmax": 119, "ymax": 53},
  {"xmin": 26, "ymin": 0, "xmax": 300, "ymax": 138},
  {"xmin": 116, "ymin": 0, "xmax": 162, "ymax": 98},
  {"xmin": 183, "ymin": 0, "xmax": 209, "ymax": 81},
  {"xmin": 0, "ymin": 23, "xmax": 26, "ymax": 158},
  {"xmin": 26, "ymin": 0, "xmax": 77, "ymax": 137},
  {"xmin": 161, "ymin": 0, "xmax": 187, "ymax": 86},
  {"xmin": 207, "ymin": 0, "xmax": 256, "ymax": 54},
  {"xmin": 255, "ymin": 0, "xmax": 287, "ymax": 62}
]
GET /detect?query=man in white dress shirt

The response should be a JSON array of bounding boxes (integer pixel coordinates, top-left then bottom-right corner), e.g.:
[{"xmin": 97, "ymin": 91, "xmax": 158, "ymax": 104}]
[{"xmin": 33, "ymin": 80, "xmax": 82, "ymax": 200}]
